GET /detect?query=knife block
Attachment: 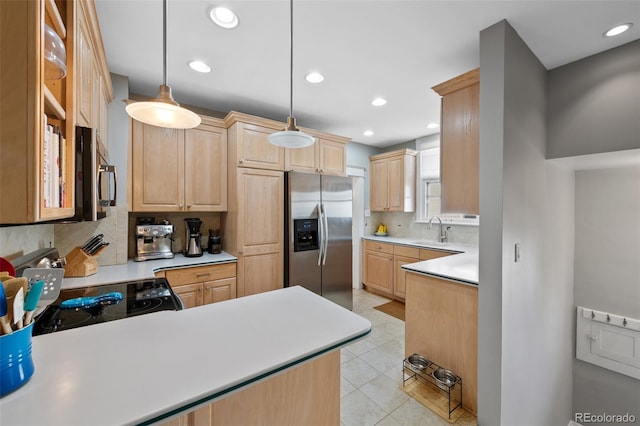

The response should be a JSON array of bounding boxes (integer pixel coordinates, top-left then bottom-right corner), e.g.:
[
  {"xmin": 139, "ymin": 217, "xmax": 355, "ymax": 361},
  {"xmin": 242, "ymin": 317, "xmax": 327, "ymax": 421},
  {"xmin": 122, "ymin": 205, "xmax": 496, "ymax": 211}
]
[{"xmin": 63, "ymin": 247, "xmax": 99, "ymax": 278}]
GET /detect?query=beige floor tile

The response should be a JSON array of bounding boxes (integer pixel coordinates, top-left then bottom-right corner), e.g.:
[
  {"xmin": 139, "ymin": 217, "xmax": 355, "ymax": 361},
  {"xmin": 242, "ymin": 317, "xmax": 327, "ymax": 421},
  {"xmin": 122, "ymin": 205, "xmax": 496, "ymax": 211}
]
[
  {"xmin": 360, "ymin": 374, "xmax": 411, "ymax": 413},
  {"xmin": 342, "ymin": 347, "xmax": 357, "ymax": 364},
  {"xmin": 341, "ymin": 389, "xmax": 388, "ymax": 426},
  {"xmin": 341, "ymin": 357, "xmax": 383, "ymax": 387},
  {"xmin": 375, "ymin": 415, "xmax": 404, "ymax": 426},
  {"xmin": 390, "ymin": 399, "xmax": 449, "ymax": 426},
  {"xmin": 360, "ymin": 345, "xmax": 404, "ymax": 374},
  {"xmin": 341, "ymin": 376, "xmax": 357, "ymax": 398},
  {"xmin": 345, "ymin": 337, "xmax": 379, "ymax": 356}
]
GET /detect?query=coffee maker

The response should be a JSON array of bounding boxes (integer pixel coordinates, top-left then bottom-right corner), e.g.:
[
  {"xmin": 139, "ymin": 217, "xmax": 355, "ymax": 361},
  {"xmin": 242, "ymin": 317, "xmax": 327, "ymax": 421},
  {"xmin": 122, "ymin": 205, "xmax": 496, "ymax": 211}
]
[
  {"xmin": 185, "ymin": 218, "xmax": 203, "ymax": 257},
  {"xmin": 134, "ymin": 218, "xmax": 175, "ymax": 262}
]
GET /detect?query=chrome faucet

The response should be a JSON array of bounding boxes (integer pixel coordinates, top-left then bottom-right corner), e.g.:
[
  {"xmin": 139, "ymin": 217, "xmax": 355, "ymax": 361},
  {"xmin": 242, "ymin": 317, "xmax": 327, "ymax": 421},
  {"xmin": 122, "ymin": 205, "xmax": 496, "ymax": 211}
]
[{"xmin": 427, "ymin": 216, "xmax": 447, "ymax": 243}]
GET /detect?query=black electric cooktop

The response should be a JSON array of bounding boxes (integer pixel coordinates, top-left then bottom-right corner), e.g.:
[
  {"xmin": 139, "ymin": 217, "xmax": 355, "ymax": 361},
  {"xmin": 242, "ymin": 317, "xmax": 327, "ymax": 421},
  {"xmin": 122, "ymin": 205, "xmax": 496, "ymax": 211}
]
[{"xmin": 33, "ymin": 278, "xmax": 183, "ymax": 335}]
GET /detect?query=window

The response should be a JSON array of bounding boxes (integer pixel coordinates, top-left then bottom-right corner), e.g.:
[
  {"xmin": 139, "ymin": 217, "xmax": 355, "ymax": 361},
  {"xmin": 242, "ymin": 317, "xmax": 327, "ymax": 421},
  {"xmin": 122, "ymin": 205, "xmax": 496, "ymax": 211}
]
[{"xmin": 415, "ymin": 138, "xmax": 479, "ymax": 226}]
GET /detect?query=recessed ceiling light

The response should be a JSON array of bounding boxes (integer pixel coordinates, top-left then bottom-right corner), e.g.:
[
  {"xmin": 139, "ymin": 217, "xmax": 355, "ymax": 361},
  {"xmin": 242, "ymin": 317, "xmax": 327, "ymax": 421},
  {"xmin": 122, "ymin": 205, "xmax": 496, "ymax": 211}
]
[
  {"xmin": 363, "ymin": 130, "xmax": 374, "ymax": 136},
  {"xmin": 188, "ymin": 60, "xmax": 212, "ymax": 73},
  {"xmin": 371, "ymin": 98, "xmax": 387, "ymax": 106},
  {"xmin": 603, "ymin": 23, "xmax": 633, "ymax": 37},
  {"xmin": 209, "ymin": 7, "xmax": 239, "ymax": 29},
  {"xmin": 427, "ymin": 123, "xmax": 439, "ymax": 129},
  {"xmin": 305, "ymin": 72, "xmax": 324, "ymax": 83}
]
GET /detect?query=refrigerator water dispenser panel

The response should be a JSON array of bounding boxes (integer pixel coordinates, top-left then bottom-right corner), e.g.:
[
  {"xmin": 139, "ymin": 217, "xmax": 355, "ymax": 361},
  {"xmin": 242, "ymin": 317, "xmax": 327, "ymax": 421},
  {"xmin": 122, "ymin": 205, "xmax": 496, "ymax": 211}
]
[{"xmin": 293, "ymin": 219, "xmax": 319, "ymax": 252}]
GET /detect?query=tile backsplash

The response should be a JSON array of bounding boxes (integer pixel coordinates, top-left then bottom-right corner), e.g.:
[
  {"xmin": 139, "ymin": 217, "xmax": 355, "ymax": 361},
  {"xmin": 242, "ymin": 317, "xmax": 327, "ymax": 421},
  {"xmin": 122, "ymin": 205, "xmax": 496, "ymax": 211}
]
[
  {"xmin": 0, "ymin": 224, "xmax": 55, "ymax": 259},
  {"xmin": 364, "ymin": 212, "xmax": 479, "ymax": 245}
]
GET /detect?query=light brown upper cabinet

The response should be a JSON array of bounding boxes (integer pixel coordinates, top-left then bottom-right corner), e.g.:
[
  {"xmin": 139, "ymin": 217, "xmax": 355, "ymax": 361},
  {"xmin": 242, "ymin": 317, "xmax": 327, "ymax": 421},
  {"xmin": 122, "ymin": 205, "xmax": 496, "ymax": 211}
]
[
  {"xmin": 0, "ymin": 0, "xmax": 112, "ymax": 224},
  {"xmin": 369, "ymin": 149, "xmax": 417, "ymax": 212},
  {"xmin": 432, "ymin": 68, "xmax": 479, "ymax": 215},
  {"xmin": 285, "ymin": 137, "xmax": 348, "ymax": 176},
  {"xmin": 130, "ymin": 117, "xmax": 227, "ymax": 212},
  {"xmin": 225, "ymin": 112, "xmax": 285, "ymax": 171}
]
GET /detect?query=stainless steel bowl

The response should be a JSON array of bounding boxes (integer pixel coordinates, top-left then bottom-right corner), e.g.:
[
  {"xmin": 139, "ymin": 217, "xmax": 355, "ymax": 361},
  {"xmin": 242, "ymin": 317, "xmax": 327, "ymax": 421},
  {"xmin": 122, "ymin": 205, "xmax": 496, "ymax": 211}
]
[
  {"xmin": 432, "ymin": 368, "xmax": 458, "ymax": 391},
  {"xmin": 407, "ymin": 354, "xmax": 430, "ymax": 372}
]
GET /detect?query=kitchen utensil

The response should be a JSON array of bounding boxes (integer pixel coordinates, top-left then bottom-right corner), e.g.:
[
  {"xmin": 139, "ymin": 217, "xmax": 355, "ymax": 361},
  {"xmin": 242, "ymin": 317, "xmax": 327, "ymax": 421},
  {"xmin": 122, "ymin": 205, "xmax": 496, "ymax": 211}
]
[
  {"xmin": 0, "ymin": 322, "xmax": 35, "ymax": 397},
  {"xmin": 2, "ymin": 278, "xmax": 27, "ymax": 330},
  {"xmin": 23, "ymin": 280, "xmax": 44, "ymax": 325},
  {"xmin": 84, "ymin": 234, "xmax": 104, "ymax": 254},
  {"xmin": 59, "ymin": 291, "xmax": 123, "ymax": 310},
  {"xmin": 0, "ymin": 285, "xmax": 12, "ymax": 335},
  {"xmin": 0, "ymin": 257, "xmax": 16, "ymax": 277},
  {"xmin": 407, "ymin": 354, "xmax": 430, "ymax": 372},
  {"xmin": 88, "ymin": 241, "xmax": 109, "ymax": 256},
  {"xmin": 12, "ymin": 287, "xmax": 24, "ymax": 329},
  {"xmin": 21, "ymin": 268, "xmax": 64, "ymax": 317},
  {"xmin": 432, "ymin": 368, "xmax": 459, "ymax": 391},
  {"xmin": 81, "ymin": 234, "xmax": 103, "ymax": 253},
  {"xmin": 0, "ymin": 271, "xmax": 13, "ymax": 281}
]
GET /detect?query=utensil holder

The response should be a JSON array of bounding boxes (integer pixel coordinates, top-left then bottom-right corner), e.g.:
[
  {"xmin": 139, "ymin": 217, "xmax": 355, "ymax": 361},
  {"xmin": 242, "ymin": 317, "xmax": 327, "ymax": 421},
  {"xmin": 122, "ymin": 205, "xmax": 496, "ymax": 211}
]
[
  {"xmin": 63, "ymin": 247, "xmax": 99, "ymax": 278},
  {"xmin": 0, "ymin": 322, "xmax": 35, "ymax": 397}
]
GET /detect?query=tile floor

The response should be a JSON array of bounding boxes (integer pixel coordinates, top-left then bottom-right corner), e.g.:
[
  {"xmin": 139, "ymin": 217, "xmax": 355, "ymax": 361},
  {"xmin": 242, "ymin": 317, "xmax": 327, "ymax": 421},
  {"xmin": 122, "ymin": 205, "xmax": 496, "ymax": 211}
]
[{"xmin": 341, "ymin": 289, "xmax": 476, "ymax": 426}]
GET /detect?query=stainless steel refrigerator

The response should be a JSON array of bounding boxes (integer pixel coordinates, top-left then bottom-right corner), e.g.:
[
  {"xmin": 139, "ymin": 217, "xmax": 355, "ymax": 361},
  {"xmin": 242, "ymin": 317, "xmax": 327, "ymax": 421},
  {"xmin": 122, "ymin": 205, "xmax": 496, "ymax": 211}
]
[{"xmin": 285, "ymin": 172, "xmax": 353, "ymax": 310}]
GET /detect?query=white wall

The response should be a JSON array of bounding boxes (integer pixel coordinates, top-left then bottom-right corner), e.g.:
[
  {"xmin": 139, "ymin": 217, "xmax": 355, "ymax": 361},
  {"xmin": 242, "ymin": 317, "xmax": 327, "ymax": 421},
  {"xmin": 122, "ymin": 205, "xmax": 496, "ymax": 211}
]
[
  {"xmin": 479, "ymin": 20, "xmax": 574, "ymax": 425},
  {"xmin": 572, "ymin": 165, "xmax": 640, "ymax": 421}
]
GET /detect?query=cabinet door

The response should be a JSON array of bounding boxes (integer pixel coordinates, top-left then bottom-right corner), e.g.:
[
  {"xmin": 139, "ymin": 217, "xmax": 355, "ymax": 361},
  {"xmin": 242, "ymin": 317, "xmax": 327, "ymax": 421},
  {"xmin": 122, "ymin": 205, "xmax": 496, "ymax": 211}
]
[
  {"xmin": 184, "ymin": 124, "xmax": 227, "ymax": 212},
  {"xmin": 440, "ymin": 83, "xmax": 479, "ymax": 214},
  {"xmin": 369, "ymin": 159, "xmax": 389, "ymax": 211},
  {"xmin": 285, "ymin": 144, "xmax": 316, "ymax": 173},
  {"xmin": 235, "ymin": 123, "xmax": 284, "ymax": 170},
  {"xmin": 386, "ymin": 156, "xmax": 404, "ymax": 211},
  {"xmin": 394, "ymin": 255, "xmax": 418, "ymax": 299},
  {"xmin": 173, "ymin": 283, "xmax": 203, "ymax": 309},
  {"xmin": 318, "ymin": 139, "xmax": 346, "ymax": 176},
  {"xmin": 236, "ymin": 168, "xmax": 284, "ymax": 296},
  {"xmin": 131, "ymin": 121, "xmax": 184, "ymax": 211},
  {"xmin": 76, "ymin": 11, "xmax": 93, "ymax": 128},
  {"xmin": 363, "ymin": 250, "xmax": 394, "ymax": 294},
  {"xmin": 204, "ymin": 277, "xmax": 237, "ymax": 304}
]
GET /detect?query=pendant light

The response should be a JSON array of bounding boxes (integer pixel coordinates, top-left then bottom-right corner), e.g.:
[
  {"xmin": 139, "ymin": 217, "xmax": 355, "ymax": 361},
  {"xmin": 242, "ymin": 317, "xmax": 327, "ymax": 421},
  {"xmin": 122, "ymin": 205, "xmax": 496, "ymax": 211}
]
[
  {"xmin": 125, "ymin": 0, "xmax": 201, "ymax": 129},
  {"xmin": 267, "ymin": 0, "xmax": 315, "ymax": 148}
]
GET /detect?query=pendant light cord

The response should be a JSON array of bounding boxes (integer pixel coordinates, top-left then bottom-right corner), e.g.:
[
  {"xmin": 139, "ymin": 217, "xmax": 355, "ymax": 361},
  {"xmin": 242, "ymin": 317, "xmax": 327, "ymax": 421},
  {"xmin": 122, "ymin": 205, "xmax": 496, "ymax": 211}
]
[
  {"xmin": 163, "ymin": 0, "xmax": 168, "ymax": 86},
  {"xmin": 289, "ymin": 0, "xmax": 294, "ymax": 118}
]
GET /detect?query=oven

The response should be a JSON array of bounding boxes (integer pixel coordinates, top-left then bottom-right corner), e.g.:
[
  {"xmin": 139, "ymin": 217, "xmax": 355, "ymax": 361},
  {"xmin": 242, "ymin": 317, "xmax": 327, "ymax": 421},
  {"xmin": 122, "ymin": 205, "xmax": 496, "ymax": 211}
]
[{"xmin": 33, "ymin": 278, "xmax": 183, "ymax": 335}]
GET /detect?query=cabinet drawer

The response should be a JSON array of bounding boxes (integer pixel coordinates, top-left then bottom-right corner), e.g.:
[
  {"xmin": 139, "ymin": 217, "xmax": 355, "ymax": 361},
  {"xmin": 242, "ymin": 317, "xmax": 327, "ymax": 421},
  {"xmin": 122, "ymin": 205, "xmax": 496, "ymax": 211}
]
[
  {"xmin": 363, "ymin": 240, "xmax": 394, "ymax": 254},
  {"xmin": 419, "ymin": 249, "xmax": 454, "ymax": 261},
  {"xmin": 394, "ymin": 245, "xmax": 419, "ymax": 258},
  {"xmin": 165, "ymin": 263, "xmax": 237, "ymax": 286}
]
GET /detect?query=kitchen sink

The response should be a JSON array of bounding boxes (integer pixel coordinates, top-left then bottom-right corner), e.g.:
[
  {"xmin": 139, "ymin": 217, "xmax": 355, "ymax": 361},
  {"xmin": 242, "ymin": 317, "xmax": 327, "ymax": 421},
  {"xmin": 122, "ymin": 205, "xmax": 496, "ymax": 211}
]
[{"xmin": 410, "ymin": 241, "xmax": 461, "ymax": 251}]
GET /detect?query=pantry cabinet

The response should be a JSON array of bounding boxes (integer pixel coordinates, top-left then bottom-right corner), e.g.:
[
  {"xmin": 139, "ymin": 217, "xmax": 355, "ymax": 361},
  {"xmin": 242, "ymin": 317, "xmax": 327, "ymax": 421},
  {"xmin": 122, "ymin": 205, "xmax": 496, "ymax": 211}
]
[
  {"xmin": 157, "ymin": 262, "xmax": 237, "ymax": 309},
  {"xmin": 432, "ymin": 68, "xmax": 479, "ymax": 215},
  {"xmin": 222, "ymin": 167, "xmax": 284, "ymax": 297},
  {"xmin": 130, "ymin": 116, "xmax": 227, "ymax": 212},
  {"xmin": 369, "ymin": 149, "xmax": 417, "ymax": 212}
]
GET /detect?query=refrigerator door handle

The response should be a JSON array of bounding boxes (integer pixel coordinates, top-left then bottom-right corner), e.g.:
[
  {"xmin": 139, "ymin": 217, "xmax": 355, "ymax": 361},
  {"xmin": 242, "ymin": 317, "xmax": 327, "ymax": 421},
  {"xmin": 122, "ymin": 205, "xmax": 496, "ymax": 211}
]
[
  {"xmin": 322, "ymin": 203, "xmax": 329, "ymax": 265},
  {"xmin": 317, "ymin": 203, "xmax": 324, "ymax": 266}
]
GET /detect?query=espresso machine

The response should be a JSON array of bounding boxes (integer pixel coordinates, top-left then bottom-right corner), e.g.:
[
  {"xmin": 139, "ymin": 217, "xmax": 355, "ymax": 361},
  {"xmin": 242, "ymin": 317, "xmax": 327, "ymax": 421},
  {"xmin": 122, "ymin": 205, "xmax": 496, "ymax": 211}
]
[
  {"xmin": 185, "ymin": 218, "xmax": 203, "ymax": 257},
  {"xmin": 134, "ymin": 219, "xmax": 174, "ymax": 262}
]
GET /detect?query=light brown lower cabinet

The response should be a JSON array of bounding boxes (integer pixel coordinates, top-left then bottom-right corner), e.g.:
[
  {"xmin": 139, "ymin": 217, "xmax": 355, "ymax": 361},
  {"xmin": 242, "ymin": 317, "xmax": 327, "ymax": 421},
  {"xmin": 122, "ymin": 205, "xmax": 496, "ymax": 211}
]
[
  {"xmin": 363, "ymin": 240, "xmax": 455, "ymax": 300},
  {"xmin": 156, "ymin": 263, "xmax": 237, "ymax": 309},
  {"xmin": 160, "ymin": 350, "xmax": 340, "ymax": 426},
  {"xmin": 405, "ymin": 271, "xmax": 478, "ymax": 414}
]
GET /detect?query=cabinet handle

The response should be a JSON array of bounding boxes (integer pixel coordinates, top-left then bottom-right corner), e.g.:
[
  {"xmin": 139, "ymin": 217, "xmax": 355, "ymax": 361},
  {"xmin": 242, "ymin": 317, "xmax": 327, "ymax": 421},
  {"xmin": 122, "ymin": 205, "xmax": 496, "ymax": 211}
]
[
  {"xmin": 239, "ymin": 159, "xmax": 244, "ymax": 164},
  {"xmin": 320, "ymin": 169, "xmax": 324, "ymax": 173},
  {"xmin": 196, "ymin": 272, "xmax": 211, "ymax": 277},
  {"xmin": 238, "ymin": 251, "xmax": 243, "ymax": 255},
  {"xmin": 179, "ymin": 204, "xmax": 183, "ymax": 209},
  {"xmin": 187, "ymin": 204, "xmax": 192, "ymax": 209}
]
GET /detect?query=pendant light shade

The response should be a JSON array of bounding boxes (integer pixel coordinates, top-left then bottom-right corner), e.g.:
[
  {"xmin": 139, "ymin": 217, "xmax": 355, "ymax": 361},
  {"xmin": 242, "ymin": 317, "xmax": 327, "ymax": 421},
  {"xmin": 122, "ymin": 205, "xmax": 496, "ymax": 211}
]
[
  {"xmin": 125, "ymin": 0, "xmax": 201, "ymax": 129},
  {"xmin": 268, "ymin": 0, "xmax": 315, "ymax": 148}
]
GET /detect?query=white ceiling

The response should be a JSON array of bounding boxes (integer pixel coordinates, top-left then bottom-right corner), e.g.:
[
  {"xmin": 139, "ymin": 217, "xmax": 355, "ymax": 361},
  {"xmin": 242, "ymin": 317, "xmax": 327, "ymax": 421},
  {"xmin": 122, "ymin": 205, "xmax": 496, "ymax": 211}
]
[{"xmin": 94, "ymin": 0, "xmax": 639, "ymax": 148}]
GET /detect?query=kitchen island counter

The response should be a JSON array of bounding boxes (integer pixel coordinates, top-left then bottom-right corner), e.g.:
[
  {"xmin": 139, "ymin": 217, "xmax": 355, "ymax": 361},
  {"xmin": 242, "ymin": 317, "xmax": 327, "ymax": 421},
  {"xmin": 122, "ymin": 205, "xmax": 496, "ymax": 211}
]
[
  {"xmin": 0, "ymin": 286, "xmax": 370, "ymax": 425},
  {"xmin": 362, "ymin": 235, "xmax": 478, "ymax": 285},
  {"xmin": 62, "ymin": 251, "xmax": 238, "ymax": 289}
]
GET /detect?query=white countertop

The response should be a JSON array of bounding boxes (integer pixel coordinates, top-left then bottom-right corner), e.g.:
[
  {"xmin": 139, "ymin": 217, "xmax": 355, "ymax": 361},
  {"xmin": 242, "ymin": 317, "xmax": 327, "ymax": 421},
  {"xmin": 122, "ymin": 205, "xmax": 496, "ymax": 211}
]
[
  {"xmin": 362, "ymin": 235, "xmax": 479, "ymax": 285},
  {"xmin": 0, "ymin": 286, "xmax": 371, "ymax": 425},
  {"xmin": 62, "ymin": 252, "xmax": 238, "ymax": 289}
]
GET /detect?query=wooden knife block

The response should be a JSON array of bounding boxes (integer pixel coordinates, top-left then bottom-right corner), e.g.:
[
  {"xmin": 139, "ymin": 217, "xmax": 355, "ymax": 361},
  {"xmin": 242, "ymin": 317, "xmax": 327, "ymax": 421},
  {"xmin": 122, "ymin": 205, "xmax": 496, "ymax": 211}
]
[{"xmin": 63, "ymin": 247, "xmax": 99, "ymax": 278}]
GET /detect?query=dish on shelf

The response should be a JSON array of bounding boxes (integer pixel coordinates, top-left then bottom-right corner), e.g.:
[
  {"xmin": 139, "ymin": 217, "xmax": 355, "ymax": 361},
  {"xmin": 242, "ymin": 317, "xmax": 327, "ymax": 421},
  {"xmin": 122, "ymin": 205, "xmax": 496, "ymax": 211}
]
[
  {"xmin": 432, "ymin": 368, "xmax": 458, "ymax": 390},
  {"xmin": 373, "ymin": 232, "xmax": 389, "ymax": 237},
  {"xmin": 407, "ymin": 354, "xmax": 430, "ymax": 372},
  {"xmin": 44, "ymin": 24, "xmax": 67, "ymax": 79}
]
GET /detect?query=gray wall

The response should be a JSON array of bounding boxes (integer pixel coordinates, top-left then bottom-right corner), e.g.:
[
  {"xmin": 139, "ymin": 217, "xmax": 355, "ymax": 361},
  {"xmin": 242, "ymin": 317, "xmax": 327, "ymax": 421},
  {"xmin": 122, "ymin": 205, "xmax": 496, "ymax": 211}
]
[
  {"xmin": 479, "ymin": 20, "xmax": 574, "ymax": 425},
  {"xmin": 572, "ymin": 165, "xmax": 640, "ymax": 422},
  {"xmin": 346, "ymin": 141, "xmax": 380, "ymax": 209},
  {"xmin": 547, "ymin": 40, "xmax": 640, "ymax": 159}
]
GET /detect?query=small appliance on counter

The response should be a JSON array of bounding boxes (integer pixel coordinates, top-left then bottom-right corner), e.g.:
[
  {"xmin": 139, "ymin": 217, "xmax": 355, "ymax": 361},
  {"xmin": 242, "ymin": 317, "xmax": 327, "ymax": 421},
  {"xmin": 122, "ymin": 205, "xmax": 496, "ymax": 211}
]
[
  {"xmin": 185, "ymin": 218, "xmax": 203, "ymax": 257},
  {"xmin": 207, "ymin": 229, "xmax": 222, "ymax": 254},
  {"xmin": 32, "ymin": 277, "xmax": 183, "ymax": 335},
  {"xmin": 134, "ymin": 217, "xmax": 175, "ymax": 262}
]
